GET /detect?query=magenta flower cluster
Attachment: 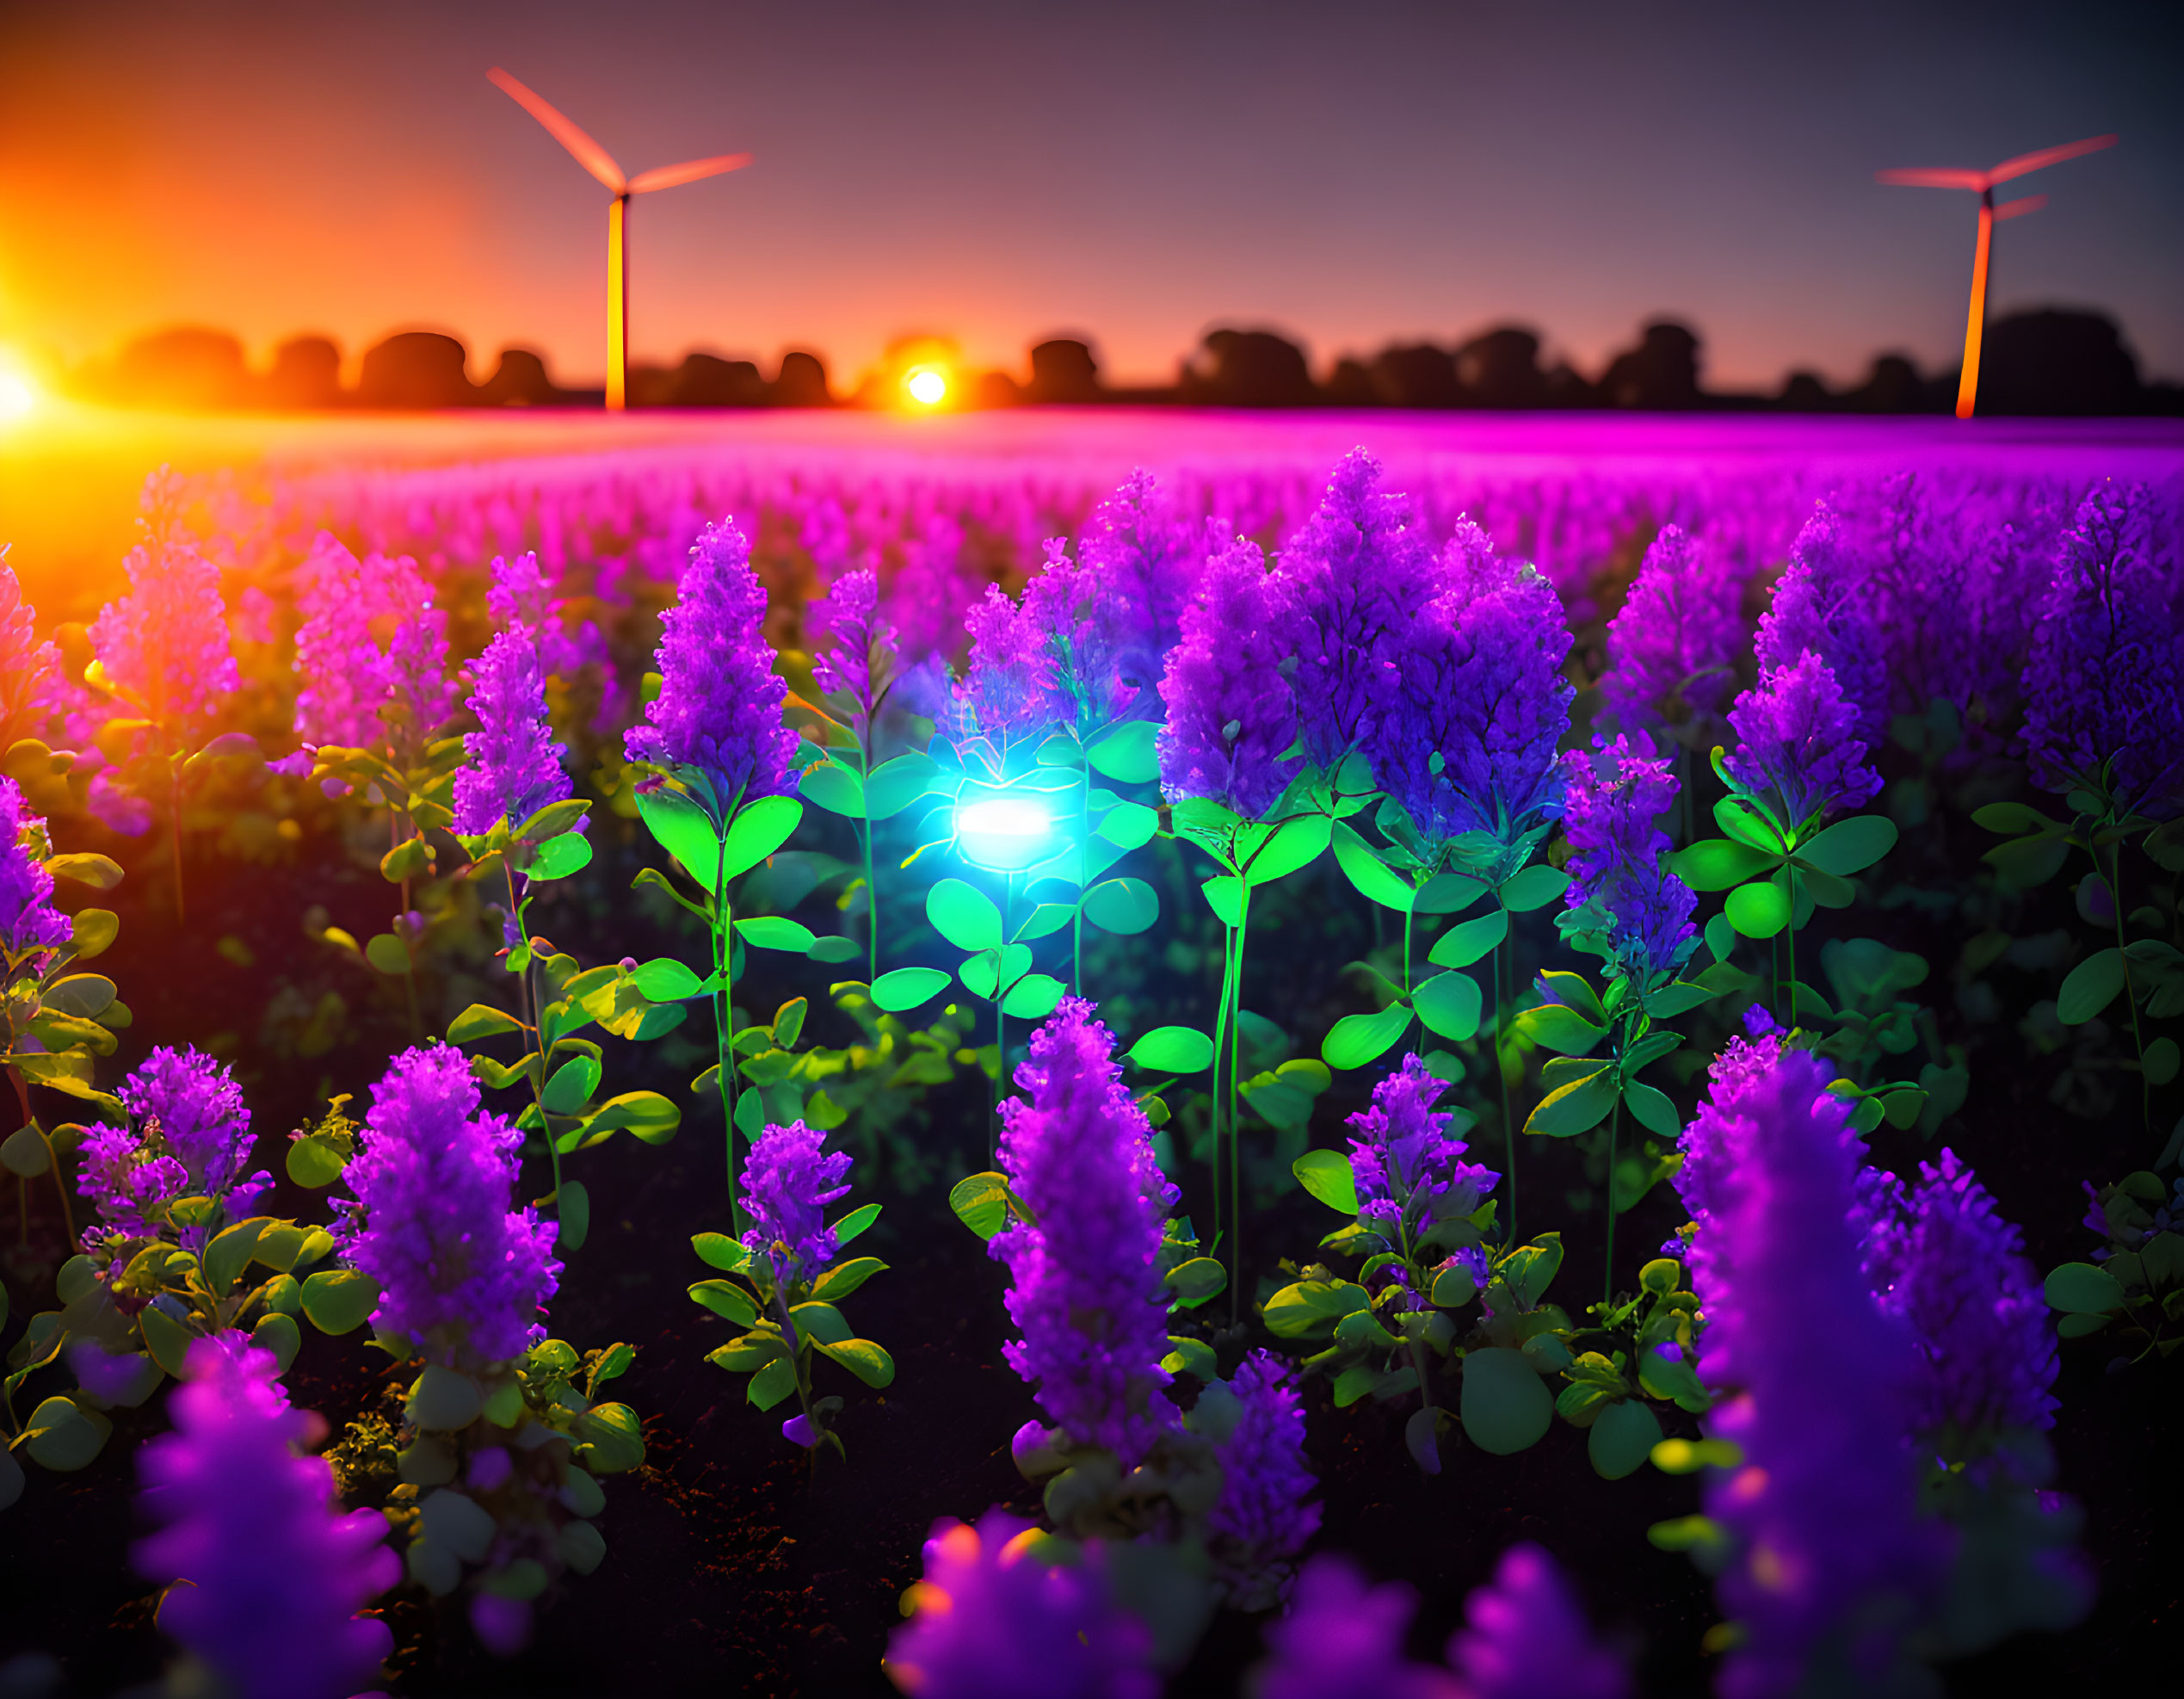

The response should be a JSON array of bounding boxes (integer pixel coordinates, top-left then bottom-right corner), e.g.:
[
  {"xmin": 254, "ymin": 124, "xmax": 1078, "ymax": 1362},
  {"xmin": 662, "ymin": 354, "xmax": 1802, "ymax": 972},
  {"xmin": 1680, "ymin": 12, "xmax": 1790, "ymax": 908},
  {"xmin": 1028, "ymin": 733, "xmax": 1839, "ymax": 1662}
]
[
  {"xmin": 1450, "ymin": 1542, "xmax": 1630, "ymax": 1699},
  {"xmin": 79, "ymin": 1047, "xmax": 268, "ymax": 1242},
  {"xmin": 1347, "ymin": 1053, "xmax": 1498, "ymax": 1241},
  {"xmin": 1604, "ymin": 523, "xmax": 1741, "ymax": 732},
  {"xmin": 334, "ymin": 1045, "xmax": 562, "ymax": 1365},
  {"xmin": 0, "ymin": 775, "xmax": 70, "ymax": 958},
  {"xmin": 452, "ymin": 623, "xmax": 572, "ymax": 837},
  {"xmin": 1722, "ymin": 647, "xmax": 1883, "ymax": 831},
  {"xmin": 134, "ymin": 1334, "xmax": 398, "ymax": 1699},
  {"xmin": 990, "ymin": 998, "xmax": 1179, "ymax": 1467},
  {"xmin": 87, "ymin": 532, "xmax": 239, "ymax": 729},
  {"xmin": 1157, "ymin": 534, "xmax": 1301, "ymax": 820},
  {"xmin": 1206, "ymin": 1350, "xmax": 1321, "ymax": 1607},
  {"xmin": 1755, "ymin": 504, "xmax": 1889, "ymax": 749},
  {"xmin": 739, "ymin": 1119, "xmax": 854, "ymax": 1283},
  {"xmin": 1557, "ymin": 732, "xmax": 1697, "ymax": 980}
]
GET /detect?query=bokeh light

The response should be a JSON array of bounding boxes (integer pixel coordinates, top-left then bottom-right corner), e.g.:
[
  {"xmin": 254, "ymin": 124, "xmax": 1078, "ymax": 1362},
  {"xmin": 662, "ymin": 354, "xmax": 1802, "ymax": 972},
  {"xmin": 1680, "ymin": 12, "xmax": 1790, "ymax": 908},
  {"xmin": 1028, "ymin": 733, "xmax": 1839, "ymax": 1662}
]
[{"xmin": 906, "ymin": 367, "xmax": 947, "ymax": 407}]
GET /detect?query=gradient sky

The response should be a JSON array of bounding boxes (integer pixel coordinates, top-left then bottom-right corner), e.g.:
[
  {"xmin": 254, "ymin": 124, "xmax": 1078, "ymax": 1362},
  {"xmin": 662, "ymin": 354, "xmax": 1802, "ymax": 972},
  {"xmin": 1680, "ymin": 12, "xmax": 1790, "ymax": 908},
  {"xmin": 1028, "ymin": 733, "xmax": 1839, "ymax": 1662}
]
[{"xmin": 2, "ymin": 0, "xmax": 2178, "ymax": 392}]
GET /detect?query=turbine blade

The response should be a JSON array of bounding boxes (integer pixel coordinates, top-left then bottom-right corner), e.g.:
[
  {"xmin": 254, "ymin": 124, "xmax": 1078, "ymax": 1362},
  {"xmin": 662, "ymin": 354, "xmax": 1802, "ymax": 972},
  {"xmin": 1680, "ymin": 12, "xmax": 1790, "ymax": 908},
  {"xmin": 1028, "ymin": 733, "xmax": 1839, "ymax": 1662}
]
[
  {"xmin": 1986, "ymin": 133, "xmax": 2117, "ymax": 185},
  {"xmin": 627, "ymin": 152, "xmax": 754, "ymax": 195},
  {"xmin": 1875, "ymin": 167, "xmax": 1985, "ymax": 189},
  {"xmin": 1992, "ymin": 194, "xmax": 2047, "ymax": 221},
  {"xmin": 488, "ymin": 67, "xmax": 626, "ymax": 193}
]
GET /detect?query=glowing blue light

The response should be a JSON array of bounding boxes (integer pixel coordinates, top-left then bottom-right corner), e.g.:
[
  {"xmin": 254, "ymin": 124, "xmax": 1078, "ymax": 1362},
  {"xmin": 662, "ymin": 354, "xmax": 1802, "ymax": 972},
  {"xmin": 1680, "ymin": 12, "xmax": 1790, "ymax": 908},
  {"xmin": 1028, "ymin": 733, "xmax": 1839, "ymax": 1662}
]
[{"xmin": 955, "ymin": 797, "xmax": 1057, "ymax": 872}]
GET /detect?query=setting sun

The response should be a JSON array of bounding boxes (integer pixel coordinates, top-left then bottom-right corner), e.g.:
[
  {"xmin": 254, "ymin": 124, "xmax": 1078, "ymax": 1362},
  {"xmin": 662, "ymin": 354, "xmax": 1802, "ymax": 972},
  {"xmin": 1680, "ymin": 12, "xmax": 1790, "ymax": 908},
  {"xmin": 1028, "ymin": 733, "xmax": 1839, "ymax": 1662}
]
[
  {"xmin": 905, "ymin": 366, "xmax": 947, "ymax": 406},
  {"xmin": 0, "ymin": 368, "xmax": 38, "ymax": 424}
]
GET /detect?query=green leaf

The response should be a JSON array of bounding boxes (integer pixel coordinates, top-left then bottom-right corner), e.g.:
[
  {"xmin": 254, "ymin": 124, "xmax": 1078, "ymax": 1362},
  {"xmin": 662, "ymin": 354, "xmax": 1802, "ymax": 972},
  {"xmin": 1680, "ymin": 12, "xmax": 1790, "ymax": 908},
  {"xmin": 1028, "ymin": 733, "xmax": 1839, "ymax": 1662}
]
[
  {"xmin": 1795, "ymin": 813, "xmax": 1897, "ymax": 875},
  {"xmin": 736, "ymin": 916, "xmax": 816, "ymax": 953},
  {"xmin": 867, "ymin": 752, "xmax": 937, "ymax": 820},
  {"xmin": 300, "ymin": 1269, "xmax": 379, "ymax": 1335},
  {"xmin": 1983, "ymin": 832, "xmax": 2071, "ymax": 890},
  {"xmin": 1536, "ymin": 968, "xmax": 1606, "ymax": 1026},
  {"xmin": 1000, "ymin": 974, "xmax": 1067, "ymax": 1020},
  {"xmin": 798, "ymin": 761, "xmax": 866, "ymax": 817},
  {"xmin": 205, "ymin": 1219, "xmax": 267, "ymax": 1293},
  {"xmin": 1589, "ymin": 1399, "xmax": 1663, "ymax": 1479},
  {"xmin": 693, "ymin": 1232, "xmax": 750, "ymax": 1273},
  {"xmin": 928, "ymin": 878, "xmax": 1004, "ymax": 950},
  {"xmin": 1724, "ymin": 880, "xmax": 1792, "ymax": 939},
  {"xmin": 870, "ymin": 967, "xmax": 950, "ymax": 1012},
  {"xmin": 1163, "ymin": 1257, "xmax": 1227, "ymax": 1309},
  {"xmin": 1525, "ymin": 1069, "xmax": 1619, "ymax": 1138},
  {"xmin": 1243, "ymin": 815, "xmax": 1331, "ymax": 887},
  {"xmin": 42, "ymin": 975, "xmax": 117, "ymax": 1019},
  {"xmin": 1262, "ymin": 1277, "xmax": 1370, "ymax": 1340},
  {"xmin": 582, "ymin": 1091, "xmax": 680, "ymax": 1144},
  {"xmin": 528, "ymin": 832, "xmax": 593, "ymax": 882},
  {"xmin": 1427, "ymin": 909, "xmax": 1507, "ymax": 968},
  {"xmin": 1200, "ymin": 875, "xmax": 1244, "ymax": 929},
  {"xmin": 1622, "ymin": 1080, "xmax": 1681, "ymax": 1137},
  {"xmin": 1413, "ymin": 970, "xmax": 1482, "ymax": 1041},
  {"xmin": 2057, "ymin": 948, "xmax": 2127, "ymax": 1025},
  {"xmin": 1714, "ymin": 798, "xmax": 1786, "ymax": 852},
  {"xmin": 1460, "ymin": 1348, "xmax": 1553, "ymax": 1455},
  {"xmin": 1331, "ymin": 824, "xmax": 1416, "ymax": 911},
  {"xmin": 1669, "ymin": 837, "xmax": 1781, "ymax": 892},
  {"xmin": 689, "ymin": 1279, "xmax": 761, "ymax": 1327},
  {"xmin": 1321, "ymin": 1002, "xmax": 1413, "ymax": 1071},
  {"xmin": 811, "ymin": 1257, "xmax": 887, "ymax": 1302},
  {"xmin": 1971, "ymin": 801, "xmax": 2062, "ymax": 835},
  {"xmin": 721, "ymin": 795, "xmax": 804, "ymax": 883},
  {"xmin": 1496, "ymin": 863, "xmax": 1570, "ymax": 912},
  {"xmin": 832, "ymin": 1202, "xmax": 882, "ymax": 1248},
  {"xmin": 0, "ymin": 1124, "xmax": 49, "ymax": 1177},
  {"xmin": 815, "ymin": 1338, "xmax": 896, "ymax": 1388},
  {"xmin": 1012, "ymin": 902, "xmax": 1076, "ymax": 942},
  {"xmin": 1516, "ymin": 1001, "xmax": 1606, "ymax": 1056},
  {"xmin": 1415, "ymin": 871, "xmax": 1487, "ymax": 914},
  {"xmin": 543, "ymin": 1055, "xmax": 602, "ymax": 1115},
  {"xmin": 1128, "ymin": 1026, "xmax": 1216, "ymax": 1075},
  {"xmin": 286, "ymin": 1134, "xmax": 349, "ymax": 1188},
  {"xmin": 630, "ymin": 958, "xmax": 704, "ymax": 1002},
  {"xmin": 448, "ymin": 1004, "xmax": 527, "ymax": 1043},
  {"xmin": 948, "ymin": 1171, "xmax": 1021, "ymax": 1240},
  {"xmin": 69, "ymin": 908, "xmax": 120, "ymax": 960},
  {"xmin": 1293, "ymin": 1148, "xmax": 1360, "ymax": 1214},
  {"xmin": 2044, "ymin": 1262, "xmax": 2125, "ymax": 1314},
  {"xmin": 555, "ymin": 1180, "xmax": 590, "ymax": 1252},
  {"xmin": 1430, "ymin": 1262, "xmax": 1478, "ymax": 1307},
  {"xmin": 636, "ymin": 786, "xmax": 723, "ymax": 889},
  {"xmin": 515, "ymin": 797, "xmax": 590, "ymax": 843},
  {"xmin": 45, "ymin": 851, "xmax": 125, "ymax": 891},
  {"xmin": 1644, "ymin": 981, "xmax": 1718, "ymax": 1019},
  {"xmin": 1083, "ymin": 878, "xmax": 1159, "ymax": 935},
  {"xmin": 1084, "ymin": 720, "xmax": 1162, "ymax": 783},
  {"xmin": 24, "ymin": 1395, "xmax": 111, "ymax": 1472},
  {"xmin": 2144, "ymin": 1036, "xmax": 2181, "ymax": 1088},
  {"xmin": 138, "ymin": 1303, "xmax": 195, "ymax": 1377},
  {"xmin": 364, "ymin": 933, "xmax": 411, "ymax": 975},
  {"xmin": 573, "ymin": 1402, "xmax": 646, "ymax": 1472},
  {"xmin": 1163, "ymin": 1336, "xmax": 1218, "ymax": 1381},
  {"xmin": 1095, "ymin": 800, "xmax": 1160, "ymax": 850}
]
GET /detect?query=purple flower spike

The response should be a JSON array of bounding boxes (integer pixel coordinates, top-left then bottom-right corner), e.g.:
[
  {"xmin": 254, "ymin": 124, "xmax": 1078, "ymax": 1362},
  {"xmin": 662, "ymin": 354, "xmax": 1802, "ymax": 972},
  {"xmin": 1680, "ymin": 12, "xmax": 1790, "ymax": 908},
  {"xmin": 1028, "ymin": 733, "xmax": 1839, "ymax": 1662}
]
[
  {"xmin": 885, "ymin": 1509, "xmax": 1156, "ymax": 1699},
  {"xmin": 452, "ymin": 623, "xmax": 571, "ymax": 837},
  {"xmin": 1279, "ymin": 448, "xmax": 1435, "ymax": 770},
  {"xmin": 335, "ymin": 1046, "xmax": 561, "ymax": 1366},
  {"xmin": 87, "ymin": 519, "xmax": 239, "ymax": 731},
  {"xmin": 116, "ymin": 1046, "xmax": 266, "ymax": 1208},
  {"xmin": 1157, "ymin": 531, "xmax": 1301, "ymax": 821},
  {"xmin": 1207, "ymin": 1350, "xmax": 1321, "ymax": 1609},
  {"xmin": 1859, "ymin": 1149, "xmax": 2058, "ymax": 1445},
  {"xmin": 0, "ymin": 548, "xmax": 61, "ymax": 745},
  {"xmin": 955, "ymin": 581, "xmax": 1058, "ymax": 757},
  {"xmin": 1250, "ymin": 1554, "xmax": 1459, "ymax": 1699},
  {"xmin": 1076, "ymin": 469, "xmax": 1199, "ymax": 699},
  {"xmin": 1375, "ymin": 522, "xmax": 1573, "ymax": 853},
  {"xmin": 1447, "ymin": 1542, "xmax": 1629, "ymax": 1699},
  {"xmin": 811, "ymin": 564, "xmax": 891, "ymax": 711},
  {"xmin": 1723, "ymin": 649, "xmax": 1882, "ymax": 831},
  {"xmin": 992, "ymin": 998, "xmax": 1179, "ymax": 1467},
  {"xmin": 1677, "ymin": 1041, "xmax": 1946, "ymax": 1698},
  {"xmin": 739, "ymin": 1120, "xmax": 854, "ymax": 1284},
  {"xmin": 0, "ymin": 776, "xmax": 71, "ymax": 958},
  {"xmin": 135, "ymin": 1335, "xmax": 398, "ymax": 1699},
  {"xmin": 1557, "ymin": 732, "xmax": 1697, "ymax": 982},
  {"xmin": 624, "ymin": 517, "xmax": 797, "ymax": 810},
  {"xmin": 1756, "ymin": 504, "xmax": 1889, "ymax": 750},
  {"xmin": 2021, "ymin": 483, "xmax": 2183, "ymax": 812},
  {"xmin": 1347, "ymin": 1054, "xmax": 1498, "ymax": 1241},
  {"xmin": 1605, "ymin": 524, "xmax": 1742, "ymax": 732},
  {"xmin": 290, "ymin": 534, "xmax": 392, "ymax": 750},
  {"xmin": 489, "ymin": 550, "xmax": 605, "ymax": 685}
]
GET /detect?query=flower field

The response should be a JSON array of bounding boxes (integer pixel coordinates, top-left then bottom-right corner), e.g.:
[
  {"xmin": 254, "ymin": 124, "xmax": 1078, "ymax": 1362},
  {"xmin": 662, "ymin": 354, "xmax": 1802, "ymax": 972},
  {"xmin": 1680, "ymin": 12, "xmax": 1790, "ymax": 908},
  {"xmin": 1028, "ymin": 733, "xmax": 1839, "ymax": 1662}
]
[{"xmin": 1, "ymin": 411, "xmax": 2181, "ymax": 1696}]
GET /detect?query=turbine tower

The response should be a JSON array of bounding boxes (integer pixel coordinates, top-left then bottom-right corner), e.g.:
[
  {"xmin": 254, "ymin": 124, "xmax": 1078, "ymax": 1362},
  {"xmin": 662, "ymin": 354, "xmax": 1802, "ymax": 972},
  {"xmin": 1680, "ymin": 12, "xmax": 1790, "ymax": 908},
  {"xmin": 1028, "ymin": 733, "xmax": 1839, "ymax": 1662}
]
[
  {"xmin": 490, "ymin": 67, "xmax": 750, "ymax": 411},
  {"xmin": 1877, "ymin": 133, "xmax": 2115, "ymax": 419}
]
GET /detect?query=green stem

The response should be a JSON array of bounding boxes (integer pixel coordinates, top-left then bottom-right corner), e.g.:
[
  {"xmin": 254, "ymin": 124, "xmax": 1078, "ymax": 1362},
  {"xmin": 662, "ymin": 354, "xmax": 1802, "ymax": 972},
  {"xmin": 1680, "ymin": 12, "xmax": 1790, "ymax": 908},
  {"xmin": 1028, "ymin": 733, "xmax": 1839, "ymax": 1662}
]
[
  {"xmin": 504, "ymin": 862, "xmax": 563, "ymax": 1214},
  {"xmin": 1785, "ymin": 868, "xmax": 1798, "ymax": 1022},
  {"xmin": 1210, "ymin": 918, "xmax": 1236, "ymax": 1257},
  {"xmin": 714, "ymin": 833, "xmax": 737, "ymax": 1211},
  {"xmin": 1492, "ymin": 939, "xmax": 1516, "ymax": 1246},
  {"xmin": 772, "ymin": 1278, "xmax": 818, "ymax": 1445},
  {"xmin": 1073, "ymin": 760, "xmax": 1091, "ymax": 996},
  {"xmin": 993, "ymin": 875, "xmax": 1013, "ymax": 1165},
  {"xmin": 2107, "ymin": 841, "xmax": 2152, "ymax": 1131},
  {"xmin": 1401, "ymin": 899, "xmax": 1415, "ymax": 998},
  {"xmin": 1230, "ymin": 888, "xmax": 1252, "ymax": 1327},
  {"xmin": 9, "ymin": 1065, "xmax": 71, "ymax": 1246},
  {"xmin": 1603, "ymin": 1097, "xmax": 1620, "ymax": 1307}
]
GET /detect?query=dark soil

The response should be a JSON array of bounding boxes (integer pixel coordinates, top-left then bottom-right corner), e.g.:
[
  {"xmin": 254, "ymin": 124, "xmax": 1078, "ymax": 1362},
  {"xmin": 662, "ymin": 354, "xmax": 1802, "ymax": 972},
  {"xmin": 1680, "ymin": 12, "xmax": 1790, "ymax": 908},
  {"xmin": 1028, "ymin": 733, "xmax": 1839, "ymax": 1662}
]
[{"xmin": 1, "ymin": 782, "xmax": 2175, "ymax": 1697}]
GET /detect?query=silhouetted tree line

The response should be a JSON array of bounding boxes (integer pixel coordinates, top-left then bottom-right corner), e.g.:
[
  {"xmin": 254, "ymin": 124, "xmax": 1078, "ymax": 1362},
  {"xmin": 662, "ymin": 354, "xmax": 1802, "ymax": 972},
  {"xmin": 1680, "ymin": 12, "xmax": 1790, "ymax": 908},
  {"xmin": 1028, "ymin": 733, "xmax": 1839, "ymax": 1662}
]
[{"xmin": 67, "ymin": 309, "xmax": 2182, "ymax": 417}]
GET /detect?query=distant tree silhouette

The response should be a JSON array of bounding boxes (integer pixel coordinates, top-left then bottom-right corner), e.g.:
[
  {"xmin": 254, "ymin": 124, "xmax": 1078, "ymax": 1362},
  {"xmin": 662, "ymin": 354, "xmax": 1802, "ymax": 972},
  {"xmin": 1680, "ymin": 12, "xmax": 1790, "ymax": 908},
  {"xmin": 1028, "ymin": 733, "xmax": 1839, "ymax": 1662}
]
[
  {"xmin": 1598, "ymin": 320, "xmax": 1702, "ymax": 409},
  {"xmin": 1777, "ymin": 370, "xmax": 1834, "ymax": 411},
  {"xmin": 771, "ymin": 349, "xmax": 833, "ymax": 407},
  {"xmin": 1844, "ymin": 354, "xmax": 1932, "ymax": 414},
  {"xmin": 1323, "ymin": 357, "xmax": 1378, "ymax": 407},
  {"xmin": 110, "ymin": 327, "xmax": 250, "ymax": 410},
  {"xmin": 263, "ymin": 336, "xmax": 342, "ymax": 410},
  {"xmin": 975, "ymin": 370, "xmax": 1023, "ymax": 408},
  {"xmin": 1976, "ymin": 309, "xmax": 2142, "ymax": 416},
  {"xmin": 1026, "ymin": 338, "xmax": 1101, "ymax": 404},
  {"xmin": 1455, "ymin": 327, "xmax": 1551, "ymax": 409},
  {"xmin": 1183, "ymin": 328, "xmax": 1316, "ymax": 407},
  {"xmin": 1370, "ymin": 343, "xmax": 1463, "ymax": 409},
  {"xmin": 479, "ymin": 348, "xmax": 562, "ymax": 407},
  {"xmin": 663, "ymin": 354, "xmax": 765, "ymax": 407},
  {"xmin": 358, "ymin": 332, "xmax": 474, "ymax": 408}
]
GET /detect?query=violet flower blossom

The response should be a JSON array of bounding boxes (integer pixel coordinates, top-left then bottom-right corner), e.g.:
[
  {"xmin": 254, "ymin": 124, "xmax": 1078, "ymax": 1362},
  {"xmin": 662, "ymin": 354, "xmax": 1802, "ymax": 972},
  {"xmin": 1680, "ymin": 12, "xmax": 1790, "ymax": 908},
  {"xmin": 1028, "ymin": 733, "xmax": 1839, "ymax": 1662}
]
[
  {"xmin": 1447, "ymin": 1542, "xmax": 1629, "ymax": 1699},
  {"xmin": 2021, "ymin": 483, "xmax": 2183, "ymax": 812},
  {"xmin": 488, "ymin": 550, "xmax": 606, "ymax": 683},
  {"xmin": 290, "ymin": 534, "xmax": 395, "ymax": 750},
  {"xmin": 623, "ymin": 517, "xmax": 797, "ymax": 809},
  {"xmin": 451, "ymin": 623, "xmax": 572, "ymax": 837},
  {"xmin": 379, "ymin": 554, "xmax": 457, "ymax": 757},
  {"xmin": 1373, "ymin": 523, "xmax": 1572, "ymax": 856},
  {"xmin": 1277, "ymin": 449, "xmax": 1434, "ymax": 771},
  {"xmin": 885, "ymin": 1508, "xmax": 1156, "ymax": 1699},
  {"xmin": 87, "ymin": 530, "xmax": 239, "ymax": 730},
  {"xmin": 0, "ymin": 775, "xmax": 71, "ymax": 958},
  {"xmin": 1157, "ymin": 533, "xmax": 1301, "ymax": 821},
  {"xmin": 1676, "ymin": 1039, "xmax": 1946, "ymax": 1699},
  {"xmin": 739, "ymin": 1120, "xmax": 853, "ymax": 1285},
  {"xmin": 1023, "ymin": 537, "xmax": 1133, "ymax": 736},
  {"xmin": 135, "ymin": 1335, "xmax": 398, "ymax": 1699},
  {"xmin": 1722, "ymin": 649, "xmax": 1883, "ymax": 832},
  {"xmin": 1075, "ymin": 469, "xmax": 1199, "ymax": 701},
  {"xmin": 1858, "ymin": 1149, "xmax": 2058, "ymax": 1445},
  {"xmin": 954, "ymin": 581, "xmax": 1058, "ymax": 758},
  {"xmin": 1604, "ymin": 524, "xmax": 1742, "ymax": 733},
  {"xmin": 811, "ymin": 564, "xmax": 891, "ymax": 713},
  {"xmin": 1556, "ymin": 732, "xmax": 1697, "ymax": 983},
  {"xmin": 334, "ymin": 1045, "xmax": 561, "ymax": 1366},
  {"xmin": 0, "ymin": 547, "xmax": 61, "ymax": 747},
  {"xmin": 1347, "ymin": 1053, "xmax": 1498, "ymax": 1244},
  {"xmin": 115, "ymin": 1046, "xmax": 267, "ymax": 1209},
  {"xmin": 1206, "ymin": 1350, "xmax": 1321, "ymax": 1609},
  {"xmin": 1249, "ymin": 1554, "xmax": 1459, "ymax": 1699},
  {"xmin": 990, "ymin": 998, "xmax": 1179, "ymax": 1467},
  {"xmin": 1755, "ymin": 504, "xmax": 1889, "ymax": 750}
]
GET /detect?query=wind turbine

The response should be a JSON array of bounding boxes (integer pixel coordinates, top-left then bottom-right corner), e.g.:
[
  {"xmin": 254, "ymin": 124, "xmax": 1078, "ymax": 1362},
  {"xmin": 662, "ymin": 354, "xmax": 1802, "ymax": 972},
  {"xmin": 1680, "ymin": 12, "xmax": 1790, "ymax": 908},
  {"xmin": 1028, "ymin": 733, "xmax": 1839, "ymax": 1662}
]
[
  {"xmin": 489, "ymin": 67, "xmax": 751, "ymax": 411},
  {"xmin": 1877, "ymin": 133, "xmax": 2115, "ymax": 419}
]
